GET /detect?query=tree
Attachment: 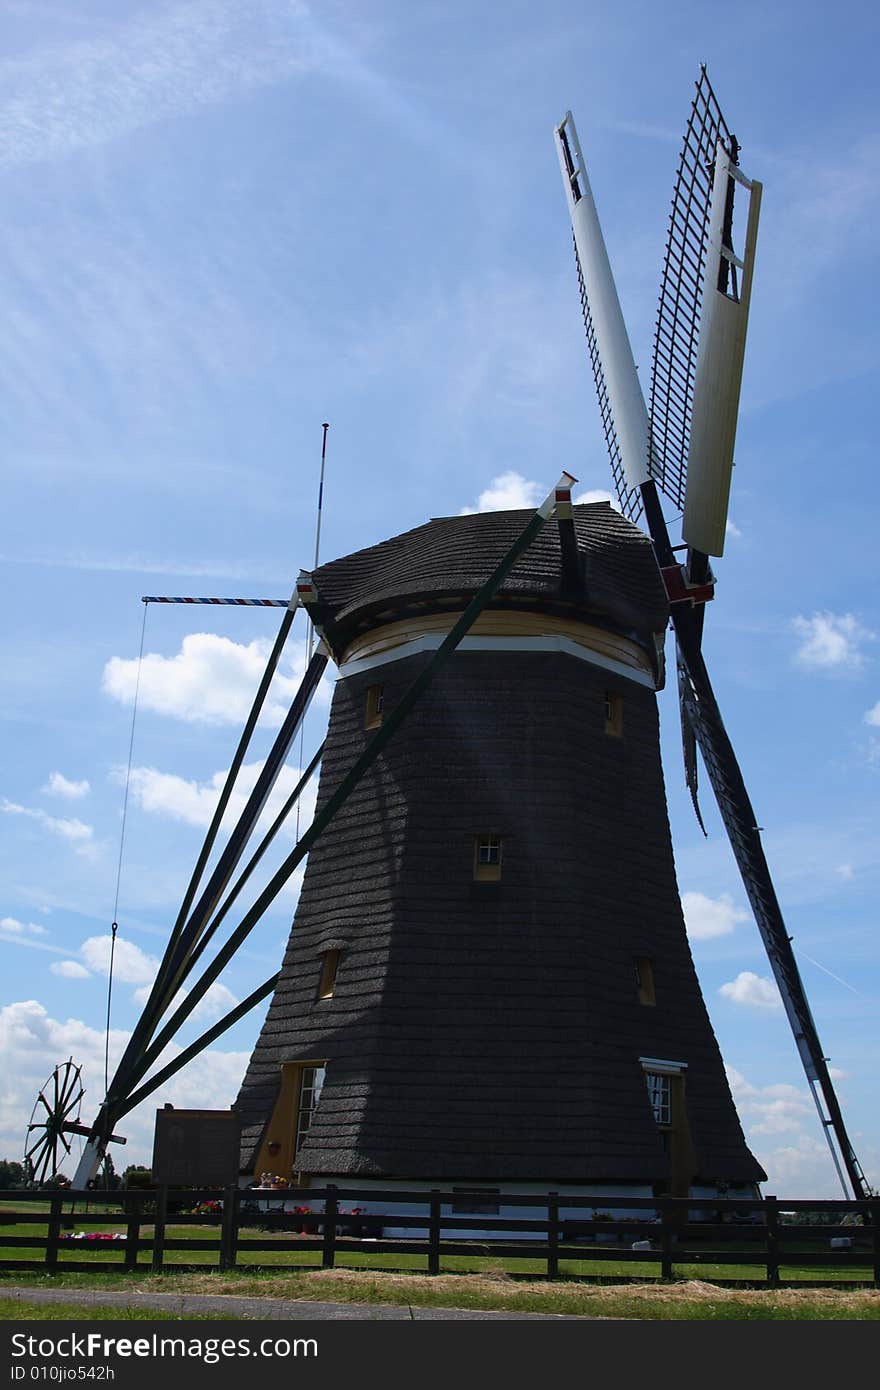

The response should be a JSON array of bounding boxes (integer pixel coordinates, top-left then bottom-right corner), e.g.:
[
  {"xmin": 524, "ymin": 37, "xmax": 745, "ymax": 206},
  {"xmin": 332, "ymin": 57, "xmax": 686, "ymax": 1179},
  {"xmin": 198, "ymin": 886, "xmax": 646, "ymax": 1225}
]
[{"xmin": 0, "ymin": 1160, "xmax": 25, "ymax": 1189}]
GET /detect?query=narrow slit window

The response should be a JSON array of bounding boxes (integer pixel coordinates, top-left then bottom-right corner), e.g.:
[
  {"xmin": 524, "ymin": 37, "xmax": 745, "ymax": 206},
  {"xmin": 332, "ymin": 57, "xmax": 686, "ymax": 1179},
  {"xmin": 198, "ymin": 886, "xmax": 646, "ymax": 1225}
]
[
  {"xmin": 364, "ymin": 684, "xmax": 384, "ymax": 729},
  {"xmin": 604, "ymin": 691, "xmax": 623, "ymax": 737},
  {"xmin": 635, "ymin": 957, "xmax": 656, "ymax": 1006},
  {"xmin": 317, "ymin": 949, "xmax": 340, "ymax": 1000},
  {"xmin": 473, "ymin": 835, "xmax": 502, "ymax": 881}
]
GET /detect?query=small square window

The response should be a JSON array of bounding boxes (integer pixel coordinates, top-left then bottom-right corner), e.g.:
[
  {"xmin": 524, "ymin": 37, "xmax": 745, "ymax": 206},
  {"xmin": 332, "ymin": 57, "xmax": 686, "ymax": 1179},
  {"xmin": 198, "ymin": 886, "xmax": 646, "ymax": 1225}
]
[
  {"xmin": 635, "ymin": 957, "xmax": 656, "ymax": 1006},
  {"xmin": 364, "ymin": 684, "xmax": 384, "ymax": 729},
  {"xmin": 317, "ymin": 949, "xmax": 340, "ymax": 1000},
  {"xmin": 604, "ymin": 691, "xmax": 623, "ymax": 737},
  {"xmin": 473, "ymin": 835, "xmax": 502, "ymax": 880}
]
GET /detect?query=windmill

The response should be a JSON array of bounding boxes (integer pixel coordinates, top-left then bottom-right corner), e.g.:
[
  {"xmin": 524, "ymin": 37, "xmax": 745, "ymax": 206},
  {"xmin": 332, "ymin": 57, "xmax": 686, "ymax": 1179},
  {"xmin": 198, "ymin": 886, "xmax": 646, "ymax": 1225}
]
[
  {"xmin": 68, "ymin": 72, "xmax": 868, "ymax": 1208},
  {"xmin": 554, "ymin": 67, "xmax": 869, "ymax": 1200}
]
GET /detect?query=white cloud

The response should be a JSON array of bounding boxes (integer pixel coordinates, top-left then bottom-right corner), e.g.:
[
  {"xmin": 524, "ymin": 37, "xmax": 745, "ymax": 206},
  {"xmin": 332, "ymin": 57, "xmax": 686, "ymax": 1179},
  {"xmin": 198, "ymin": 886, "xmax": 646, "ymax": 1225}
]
[
  {"xmin": 792, "ymin": 612, "xmax": 874, "ymax": 671},
  {"xmin": 0, "ymin": 999, "xmax": 249, "ymax": 1171},
  {"xmin": 102, "ymin": 631, "xmax": 326, "ymax": 727},
  {"xmin": 459, "ymin": 471, "xmax": 543, "ymax": 515},
  {"xmin": 42, "ymin": 772, "xmax": 90, "ymax": 800},
  {"xmin": 573, "ymin": 488, "xmax": 618, "ymax": 509},
  {"xmin": 0, "ymin": 800, "xmax": 95, "ymax": 856},
  {"xmin": 681, "ymin": 891, "xmax": 750, "ymax": 941},
  {"xmin": 119, "ymin": 758, "xmax": 318, "ymax": 836},
  {"xmin": 727, "ymin": 1066, "xmax": 813, "ymax": 1135},
  {"xmin": 724, "ymin": 1065, "xmax": 856, "ymax": 1197},
  {"xmin": 1, "ymin": 915, "xmax": 48, "ymax": 937},
  {"xmin": 50, "ymin": 960, "xmax": 91, "ymax": 980},
  {"xmin": 80, "ymin": 934, "xmax": 158, "ymax": 987},
  {"xmin": 79, "ymin": 934, "xmax": 239, "ymax": 1023},
  {"xmin": 835, "ymin": 863, "xmax": 854, "ymax": 880},
  {"xmin": 719, "ymin": 971, "xmax": 782, "ymax": 1011},
  {"xmin": 725, "ymin": 518, "xmax": 742, "ymax": 540},
  {"xmin": 864, "ymin": 701, "xmax": 880, "ymax": 727}
]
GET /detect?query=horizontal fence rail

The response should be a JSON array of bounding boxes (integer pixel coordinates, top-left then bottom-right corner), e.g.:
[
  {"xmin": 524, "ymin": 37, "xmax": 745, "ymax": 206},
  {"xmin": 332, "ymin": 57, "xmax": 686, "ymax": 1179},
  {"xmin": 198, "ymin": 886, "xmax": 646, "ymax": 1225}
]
[{"xmin": 0, "ymin": 1188, "xmax": 877, "ymax": 1288}]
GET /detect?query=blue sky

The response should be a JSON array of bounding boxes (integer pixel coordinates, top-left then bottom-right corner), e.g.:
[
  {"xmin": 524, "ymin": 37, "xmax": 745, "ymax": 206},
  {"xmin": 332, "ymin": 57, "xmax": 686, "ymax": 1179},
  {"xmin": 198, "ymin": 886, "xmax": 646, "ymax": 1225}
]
[{"xmin": 1, "ymin": 0, "xmax": 877, "ymax": 1198}]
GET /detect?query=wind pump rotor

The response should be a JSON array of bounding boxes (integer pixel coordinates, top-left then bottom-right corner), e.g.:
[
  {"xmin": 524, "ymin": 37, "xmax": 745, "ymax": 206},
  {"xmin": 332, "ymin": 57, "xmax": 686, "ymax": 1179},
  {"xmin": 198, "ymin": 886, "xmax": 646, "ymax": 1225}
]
[{"xmin": 23, "ymin": 1060, "xmax": 84, "ymax": 1186}]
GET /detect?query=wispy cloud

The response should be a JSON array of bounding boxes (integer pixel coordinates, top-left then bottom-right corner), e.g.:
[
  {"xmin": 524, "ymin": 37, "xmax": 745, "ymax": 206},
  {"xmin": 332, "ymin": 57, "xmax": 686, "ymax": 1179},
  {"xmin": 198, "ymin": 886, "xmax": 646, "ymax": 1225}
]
[
  {"xmin": 0, "ymin": 550, "xmax": 293, "ymax": 584},
  {"xmin": 0, "ymin": 0, "xmax": 320, "ymax": 172},
  {"xmin": 118, "ymin": 758, "xmax": 318, "ymax": 838},
  {"xmin": 1, "ymin": 800, "xmax": 96, "ymax": 857},
  {"xmin": 49, "ymin": 959, "xmax": 91, "ymax": 979},
  {"xmin": 1, "ymin": 915, "xmax": 48, "ymax": 938}
]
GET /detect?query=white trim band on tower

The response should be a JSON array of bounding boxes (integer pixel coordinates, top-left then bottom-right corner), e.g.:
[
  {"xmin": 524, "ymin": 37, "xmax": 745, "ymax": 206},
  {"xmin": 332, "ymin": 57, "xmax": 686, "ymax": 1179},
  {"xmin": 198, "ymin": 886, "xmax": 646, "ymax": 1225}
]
[{"xmin": 336, "ymin": 633, "xmax": 657, "ymax": 687}]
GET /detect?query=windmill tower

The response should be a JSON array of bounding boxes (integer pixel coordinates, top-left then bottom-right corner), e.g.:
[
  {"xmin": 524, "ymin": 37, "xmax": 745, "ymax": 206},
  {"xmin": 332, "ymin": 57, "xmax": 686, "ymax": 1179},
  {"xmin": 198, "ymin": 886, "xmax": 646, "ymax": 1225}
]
[{"xmin": 234, "ymin": 497, "xmax": 765, "ymax": 1202}]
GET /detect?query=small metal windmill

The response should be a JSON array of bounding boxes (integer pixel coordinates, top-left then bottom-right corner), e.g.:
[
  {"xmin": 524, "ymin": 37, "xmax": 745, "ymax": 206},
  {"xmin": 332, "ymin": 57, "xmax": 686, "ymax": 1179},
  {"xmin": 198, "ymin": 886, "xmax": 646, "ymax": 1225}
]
[
  {"xmin": 24, "ymin": 1061, "xmax": 84, "ymax": 1185},
  {"xmin": 554, "ymin": 68, "xmax": 868, "ymax": 1199}
]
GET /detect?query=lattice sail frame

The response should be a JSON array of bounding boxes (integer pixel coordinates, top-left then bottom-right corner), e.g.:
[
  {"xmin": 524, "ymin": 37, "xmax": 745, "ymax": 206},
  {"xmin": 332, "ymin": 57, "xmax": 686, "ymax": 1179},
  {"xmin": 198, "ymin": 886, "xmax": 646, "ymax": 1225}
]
[{"xmin": 648, "ymin": 66, "xmax": 733, "ymax": 514}]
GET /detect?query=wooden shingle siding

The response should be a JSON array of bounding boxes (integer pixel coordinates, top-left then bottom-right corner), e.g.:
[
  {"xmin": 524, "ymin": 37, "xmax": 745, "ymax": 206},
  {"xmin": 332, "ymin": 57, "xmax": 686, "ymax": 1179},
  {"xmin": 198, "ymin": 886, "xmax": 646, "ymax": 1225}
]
[{"xmin": 235, "ymin": 508, "xmax": 764, "ymax": 1188}]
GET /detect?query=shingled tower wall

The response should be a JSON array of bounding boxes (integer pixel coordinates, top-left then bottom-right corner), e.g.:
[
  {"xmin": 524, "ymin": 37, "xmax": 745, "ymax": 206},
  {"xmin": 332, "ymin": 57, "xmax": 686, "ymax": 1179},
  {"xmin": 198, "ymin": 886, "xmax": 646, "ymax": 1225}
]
[{"xmin": 235, "ymin": 503, "xmax": 764, "ymax": 1196}]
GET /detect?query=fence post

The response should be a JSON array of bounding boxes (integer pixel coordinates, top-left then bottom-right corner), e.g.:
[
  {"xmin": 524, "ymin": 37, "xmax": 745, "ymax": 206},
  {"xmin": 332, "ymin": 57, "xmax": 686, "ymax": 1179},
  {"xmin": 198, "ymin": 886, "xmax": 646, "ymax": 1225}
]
[
  {"xmin": 870, "ymin": 1198, "xmax": 880, "ymax": 1291},
  {"xmin": 151, "ymin": 1186, "xmax": 168, "ymax": 1273},
  {"xmin": 547, "ymin": 1192, "xmax": 559, "ymax": 1281},
  {"xmin": 45, "ymin": 1194, "xmax": 62, "ymax": 1274},
  {"xmin": 322, "ymin": 1185, "xmax": 338, "ymax": 1270},
  {"xmin": 765, "ymin": 1195, "xmax": 779, "ymax": 1288},
  {"xmin": 427, "ymin": 1189, "xmax": 441, "ymax": 1276},
  {"xmin": 219, "ymin": 1186, "xmax": 239, "ymax": 1271},
  {"xmin": 124, "ymin": 1194, "xmax": 141, "ymax": 1272},
  {"xmin": 659, "ymin": 1198, "xmax": 673, "ymax": 1280}
]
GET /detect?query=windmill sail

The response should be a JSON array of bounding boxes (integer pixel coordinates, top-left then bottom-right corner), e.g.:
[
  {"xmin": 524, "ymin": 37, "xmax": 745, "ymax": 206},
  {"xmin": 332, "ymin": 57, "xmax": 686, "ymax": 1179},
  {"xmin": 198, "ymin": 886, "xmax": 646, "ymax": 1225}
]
[
  {"xmin": 555, "ymin": 113, "xmax": 645, "ymax": 523},
  {"xmin": 683, "ymin": 145, "xmax": 762, "ymax": 555},
  {"xmin": 556, "ymin": 74, "xmax": 871, "ymax": 1199}
]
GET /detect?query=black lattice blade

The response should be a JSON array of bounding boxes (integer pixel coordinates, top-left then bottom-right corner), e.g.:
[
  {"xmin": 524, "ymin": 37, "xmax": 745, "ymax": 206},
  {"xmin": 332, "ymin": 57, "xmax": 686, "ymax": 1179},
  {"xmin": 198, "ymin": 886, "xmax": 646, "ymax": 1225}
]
[{"xmin": 649, "ymin": 67, "xmax": 732, "ymax": 512}]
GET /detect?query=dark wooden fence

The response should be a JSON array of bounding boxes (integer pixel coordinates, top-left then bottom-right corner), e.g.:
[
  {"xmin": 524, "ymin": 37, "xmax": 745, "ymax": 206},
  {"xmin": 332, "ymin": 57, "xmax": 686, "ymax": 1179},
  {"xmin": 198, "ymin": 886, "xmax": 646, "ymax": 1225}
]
[{"xmin": 0, "ymin": 1188, "xmax": 878, "ymax": 1288}]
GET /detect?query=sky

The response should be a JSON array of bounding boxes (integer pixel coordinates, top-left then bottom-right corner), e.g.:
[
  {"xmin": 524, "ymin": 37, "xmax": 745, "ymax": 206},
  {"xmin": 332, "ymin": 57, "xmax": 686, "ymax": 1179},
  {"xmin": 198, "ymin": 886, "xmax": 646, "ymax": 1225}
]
[{"xmin": 0, "ymin": 0, "xmax": 877, "ymax": 1200}]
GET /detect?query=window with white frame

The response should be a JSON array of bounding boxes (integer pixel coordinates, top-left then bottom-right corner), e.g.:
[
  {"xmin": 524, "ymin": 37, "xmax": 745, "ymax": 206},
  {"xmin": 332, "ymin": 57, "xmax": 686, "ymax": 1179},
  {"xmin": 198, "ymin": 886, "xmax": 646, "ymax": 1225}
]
[
  {"xmin": 644, "ymin": 1071, "xmax": 671, "ymax": 1126},
  {"xmin": 294, "ymin": 1064, "xmax": 326, "ymax": 1157}
]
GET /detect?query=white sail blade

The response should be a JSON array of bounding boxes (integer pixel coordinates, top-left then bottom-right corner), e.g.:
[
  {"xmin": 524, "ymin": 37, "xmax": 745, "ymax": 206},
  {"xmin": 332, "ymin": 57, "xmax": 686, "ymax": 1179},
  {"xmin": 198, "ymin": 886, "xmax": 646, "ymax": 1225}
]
[
  {"xmin": 555, "ymin": 113, "xmax": 651, "ymax": 491},
  {"xmin": 682, "ymin": 144, "xmax": 762, "ymax": 556}
]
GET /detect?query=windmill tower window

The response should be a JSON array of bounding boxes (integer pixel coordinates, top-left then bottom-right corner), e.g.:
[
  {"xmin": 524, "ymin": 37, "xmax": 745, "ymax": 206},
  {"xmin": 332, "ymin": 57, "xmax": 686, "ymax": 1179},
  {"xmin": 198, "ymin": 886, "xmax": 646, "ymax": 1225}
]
[
  {"xmin": 294, "ymin": 1064, "xmax": 326, "ymax": 1159},
  {"xmin": 364, "ymin": 684, "xmax": 384, "ymax": 729},
  {"xmin": 644, "ymin": 1071, "xmax": 672, "ymax": 1126},
  {"xmin": 639, "ymin": 1058, "xmax": 695, "ymax": 1195},
  {"xmin": 473, "ymin": 835, "xmax": 502, "ymax": 881},
  {"xmin": 635, "ymin": 957, "xmax": 656, "ymax": 1006},
  {"xmin": 604, "ymin": 691, "xmax": 623, "ymax": 737},
  {"xmin": 317, "ymin": 950, "xmax": 340, "ymax": 1000}
]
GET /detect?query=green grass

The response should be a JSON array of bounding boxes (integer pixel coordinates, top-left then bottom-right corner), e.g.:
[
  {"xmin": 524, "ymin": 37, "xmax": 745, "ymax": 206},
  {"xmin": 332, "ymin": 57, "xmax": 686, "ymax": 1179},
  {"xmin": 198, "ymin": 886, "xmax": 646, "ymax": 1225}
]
[{"xmin": 1, "ymin": 1268, "xmax": 877, "ymax": 1320}]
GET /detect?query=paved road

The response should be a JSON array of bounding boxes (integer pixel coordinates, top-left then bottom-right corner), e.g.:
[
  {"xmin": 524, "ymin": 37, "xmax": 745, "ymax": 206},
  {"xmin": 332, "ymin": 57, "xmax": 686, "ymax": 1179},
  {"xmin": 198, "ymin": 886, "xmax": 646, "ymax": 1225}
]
[{"xmin": 1, "ymin": 1285, "xmax": 591, "ymax": 1321}]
